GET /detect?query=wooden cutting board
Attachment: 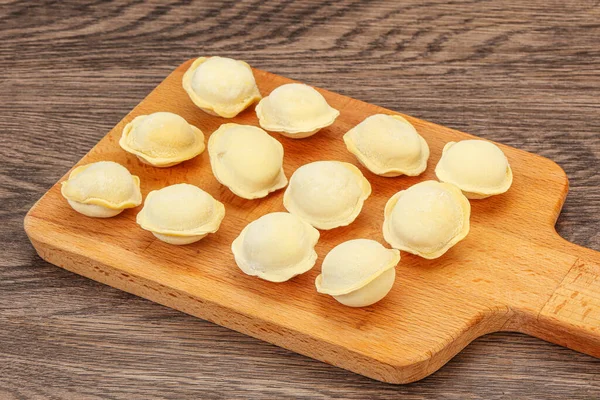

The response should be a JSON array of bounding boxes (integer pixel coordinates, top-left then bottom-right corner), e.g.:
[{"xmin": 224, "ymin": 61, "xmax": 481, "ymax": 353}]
[{"xmin": 24, "ymin": 59, "xmax": 600, "ymax": 384}]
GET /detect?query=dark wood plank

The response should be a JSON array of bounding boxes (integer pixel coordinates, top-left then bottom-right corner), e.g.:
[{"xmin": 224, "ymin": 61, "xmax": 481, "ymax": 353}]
[{"xmin": 1, "ymin": 0, "xmax": 599, "ymax": 398}]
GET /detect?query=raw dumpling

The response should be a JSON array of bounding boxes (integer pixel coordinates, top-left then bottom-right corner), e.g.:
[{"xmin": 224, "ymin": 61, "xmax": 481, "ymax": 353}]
[
  {"xmin": 182, "ymin": 56, "xmax": 261, "ymax": 118},
  {"xmin": 255, "ymin": 83, "xmax": 339, "ymax": 139},
  {"xmin": 136, "ymin": 183, "xmax": 225, "ymax": 245},
  {"xmin": 316, "ymin": 239, "xmax": 400, "ymax": 307},
  {"xmin": 283, "ymin": 161, "xmax": 371, "ymax": 230},
  {"xmin": 232, "ymin": 212, "xmax": 320, "ymax": 282},
  {"xmin": 383, "ymin": 180, "xmax": 470, "ymax": 259},
  {"xmin": 435, "ymin": 140, "xmax": 513, "ymax": 199},
  {"xmin": 61, "ymin": 161, "xmax": 142, "ymax": 218},
  {"xmin": 120, "ymin": 112, "xmax": 205, "ymax": 168},
  {"xmin": 208, "ymin": 123, "xmax": 287, "ymax": 199},
  {"xmin": 343, "ymin": 114, "xmax": 429, "ymax": 177}
]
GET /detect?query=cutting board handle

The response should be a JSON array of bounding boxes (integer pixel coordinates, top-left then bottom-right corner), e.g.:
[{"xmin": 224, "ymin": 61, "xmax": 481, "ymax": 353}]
[{"xmin": 522, "ymin": 237, "xmax": 600, "ymax": 358}]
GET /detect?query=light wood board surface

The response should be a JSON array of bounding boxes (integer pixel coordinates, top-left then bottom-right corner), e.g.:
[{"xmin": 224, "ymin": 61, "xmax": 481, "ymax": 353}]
[
  {"xmin": 24, "ymin": 59, "xmax": 600, "ymax": 384},
  {"xmin": 3, "ymin": 1, "xmax": 600, "ymax": 398}
]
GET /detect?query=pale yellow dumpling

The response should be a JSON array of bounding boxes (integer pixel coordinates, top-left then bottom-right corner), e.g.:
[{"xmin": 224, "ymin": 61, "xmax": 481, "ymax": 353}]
[
  {"xmin": 60, "ymin": 161, "xmax": 142, "ymax": 218},
  {"xmin": 283, "ymin": 161, "xmax": 371, "ymax": 230},
  {"xmin": 255, "ymin": 83, "xmax": 339, "ymax": 138},
  {"xmin": 316, "ymin": 239, "xmax": 400, "ymax": 307},
  {"xmin": 435, "ymin": 140, "xmax": 513, "ymax": 199},
  {"xmin": 120, "ymin": 112, "xmax": 205, "ymax": 167},
  {"xmin": 208, "ymin": 124, "xmax": 287, "ymax": 199},
  {"xmin": 182, "ymin": 56, "xmax": 261, "ymax": 118},
  {"xmin": 136, "ymin": 183, "xmax": 225, "ymax": 245},
  {"xmin": 383, "ymin": 180, "xmax": 470, "ymax": 259},
  {"xmin": 232, "ymin": 212, "xmax": 320, "ymax": 282},
  {"xmin": 343, "ymin": 114, "xmax": 429, "ymax": 177}
]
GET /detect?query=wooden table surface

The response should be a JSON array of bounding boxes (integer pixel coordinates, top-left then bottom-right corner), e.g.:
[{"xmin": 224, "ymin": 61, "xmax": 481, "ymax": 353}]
[{"xmin": 2, "ymin": 1, "xmax": 599, "ymax": 398}]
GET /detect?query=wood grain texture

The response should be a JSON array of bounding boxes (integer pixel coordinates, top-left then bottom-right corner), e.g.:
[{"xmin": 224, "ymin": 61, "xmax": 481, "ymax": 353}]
[
  {"xmin": 22, "ymin": 59, "xmax": 600, "ymax": 385},
  {"xmin": 2, "ymin": 0, "xmax": 600, "ymax": 398}
]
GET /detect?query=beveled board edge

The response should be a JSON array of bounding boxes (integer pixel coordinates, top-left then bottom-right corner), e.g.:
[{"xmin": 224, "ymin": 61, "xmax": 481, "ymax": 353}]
[{"xmin": 24, "ymin": 214, "xmax": 516, "ymax": 384}]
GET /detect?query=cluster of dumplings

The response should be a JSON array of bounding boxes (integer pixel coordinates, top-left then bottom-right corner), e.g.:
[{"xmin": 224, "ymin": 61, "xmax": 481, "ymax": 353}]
[{"xmin": 61, "ymin": 56, "xmax": 513, "ymax": 308}]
